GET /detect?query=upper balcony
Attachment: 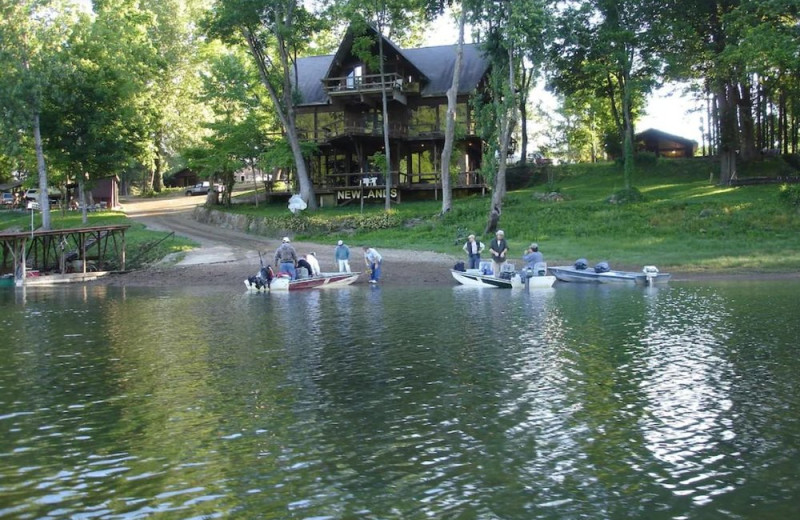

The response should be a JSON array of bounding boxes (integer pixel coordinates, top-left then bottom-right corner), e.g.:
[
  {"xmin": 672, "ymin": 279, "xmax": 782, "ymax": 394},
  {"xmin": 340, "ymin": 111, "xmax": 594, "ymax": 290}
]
[{"xmin": 322, "ymin": 73, "xmax": 418, "ymax": 105}]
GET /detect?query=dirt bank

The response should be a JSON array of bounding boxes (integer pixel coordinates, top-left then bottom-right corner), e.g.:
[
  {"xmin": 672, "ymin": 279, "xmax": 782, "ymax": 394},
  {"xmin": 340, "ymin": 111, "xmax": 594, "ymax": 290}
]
[{"xmin": 89, "ymin": 195, "xmax": 799, "ymax": 288}]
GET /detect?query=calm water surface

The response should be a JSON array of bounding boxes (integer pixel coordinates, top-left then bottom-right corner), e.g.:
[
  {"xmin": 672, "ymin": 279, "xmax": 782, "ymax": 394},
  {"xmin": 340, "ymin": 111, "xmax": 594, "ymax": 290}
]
[{"xmin": 1, "ymin": 280, "xmax": 799, "ymax": 519}]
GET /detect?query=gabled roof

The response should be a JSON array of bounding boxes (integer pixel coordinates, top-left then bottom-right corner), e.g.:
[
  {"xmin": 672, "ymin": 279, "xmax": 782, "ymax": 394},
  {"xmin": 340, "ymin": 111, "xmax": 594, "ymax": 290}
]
[
  {"xmin": 295, "ymin": 40, "xmax": 489, "ymax": 107},
  {"xmin": 324, "ymin": 24, "xmax": 427, "ymax": 85},
  {"xmin": 635, "ymin": 128, "xmax": 697, "ymax": 146}
]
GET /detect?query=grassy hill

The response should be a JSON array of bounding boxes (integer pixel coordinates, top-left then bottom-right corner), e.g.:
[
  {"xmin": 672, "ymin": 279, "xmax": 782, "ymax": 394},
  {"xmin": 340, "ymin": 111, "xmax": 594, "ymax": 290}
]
[{"xmin": 252, "ymin": 156, "xmax": 799, "ymax": 273}]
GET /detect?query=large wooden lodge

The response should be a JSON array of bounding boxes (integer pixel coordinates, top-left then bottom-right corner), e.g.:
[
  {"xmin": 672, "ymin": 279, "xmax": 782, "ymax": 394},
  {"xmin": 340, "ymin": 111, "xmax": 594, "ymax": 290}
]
[{"xmin": 291, "ymin": 26, "xmax": 491, "ymax": 206}]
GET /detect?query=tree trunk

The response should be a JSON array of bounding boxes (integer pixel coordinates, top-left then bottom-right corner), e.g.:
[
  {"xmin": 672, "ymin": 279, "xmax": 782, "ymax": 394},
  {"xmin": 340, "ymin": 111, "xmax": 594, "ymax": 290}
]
[
  {"xmin": 518, "ymin": 66, "xmax": 533, "ymax": 165},
  {"xmin": 153, "ymin": 138, "xmax": 164, "ymax": 192},
  {"xmin": 621, "ymin": 68, "xmax": 634, "ymax": 190},
  {"xmin": 737, "ymin": 81, "xmax": 757, "ymax": 161},
  {"xmin": 716, "ymin": 80, "xmax": 738, "ymax": 185},
  {"xmin": 377, "ymin": 22, "xmax": 392, "ymax": 211},
  {"xmin": 440, "ymin": 9, "xmax": 466, "ymax": 216},
  {"xmin": 78, "ymin": 175, "xmax": 88, "ymax": 225},
  {"xmin": 484, "ymin": 49, "xmax": 517, "ymax": 234},
  {"xmin": 33, "ymin": 112, "xmax": 51, "ymax": 230}
]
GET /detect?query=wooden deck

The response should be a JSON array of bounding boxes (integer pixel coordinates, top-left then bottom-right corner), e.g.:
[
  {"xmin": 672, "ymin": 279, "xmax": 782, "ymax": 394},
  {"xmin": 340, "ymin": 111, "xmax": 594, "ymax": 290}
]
[{"xmin": 0, "ymin": 225, "xmax": 129, "ymax": 286}]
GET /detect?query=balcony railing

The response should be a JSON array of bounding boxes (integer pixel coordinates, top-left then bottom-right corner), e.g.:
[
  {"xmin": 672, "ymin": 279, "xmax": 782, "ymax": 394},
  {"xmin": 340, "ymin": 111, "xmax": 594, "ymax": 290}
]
[{"xmin": 323, "ymin": 73, "xmax": 408, "ymax": 96}]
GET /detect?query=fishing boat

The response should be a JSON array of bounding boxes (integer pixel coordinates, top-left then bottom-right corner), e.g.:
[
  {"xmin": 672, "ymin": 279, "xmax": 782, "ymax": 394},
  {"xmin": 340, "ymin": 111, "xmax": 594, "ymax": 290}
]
[
  {"xmin": 548, "ymin": 264, "xmax": 670, "ymax": 285},
  {"xmin": 450, "ymin": 267, "xmax": 556, "ymax": 289},
  {"xmin": 244, "ymin": 268, "xmax": 359, "ymax": 292}
]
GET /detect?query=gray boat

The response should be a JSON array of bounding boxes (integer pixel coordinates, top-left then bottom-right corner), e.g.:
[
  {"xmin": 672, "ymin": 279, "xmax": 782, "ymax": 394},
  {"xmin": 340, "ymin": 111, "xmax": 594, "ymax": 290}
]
[{"xmin": 548, "ymin": 264, "xmax": 670, "ymax": 285}]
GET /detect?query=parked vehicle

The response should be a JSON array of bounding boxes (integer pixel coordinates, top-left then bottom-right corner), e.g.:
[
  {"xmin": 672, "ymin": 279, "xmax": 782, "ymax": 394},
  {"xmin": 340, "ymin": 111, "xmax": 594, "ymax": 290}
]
[
  {"xmin": 1, "ymin": 193, "xmax": 14, "ymax": 206},
  {"xmin": 527, "ymin": 152, "xmax": 553, "ymax": 166},
  {"xmin": 24, "ymin": 188, "xmax": 62, "ymax": 202},
  {"xmin": 185, "ymin": 182, "xmax": 223, "ymax": 196}
]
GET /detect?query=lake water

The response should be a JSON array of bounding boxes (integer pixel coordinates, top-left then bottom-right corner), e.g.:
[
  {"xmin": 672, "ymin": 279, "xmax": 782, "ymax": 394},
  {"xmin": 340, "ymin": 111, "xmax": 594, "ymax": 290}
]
[{"xmin": 1, "ymin": 280, "xmax": 799, "ymax": 519}]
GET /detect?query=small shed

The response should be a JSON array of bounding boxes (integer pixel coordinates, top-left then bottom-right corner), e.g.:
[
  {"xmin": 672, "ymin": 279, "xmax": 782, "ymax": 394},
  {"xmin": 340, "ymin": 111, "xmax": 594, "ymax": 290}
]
[
  {"xmin": 167, "ymin": 168, "xmax": 198, "ymax": 188},
  {"xmin": 90, "ymin": 176, "xmax": 120, "ymax": 209},
  {"xmin": 636, "ymin": 129, "xmax": 697, "ymax": 158}
]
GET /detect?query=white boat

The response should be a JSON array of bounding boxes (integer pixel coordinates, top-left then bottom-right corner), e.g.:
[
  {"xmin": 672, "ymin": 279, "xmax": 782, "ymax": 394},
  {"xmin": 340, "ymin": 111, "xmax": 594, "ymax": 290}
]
[
  {"xmin": 548, "ymin": 264, "xmax": 670, "ymax": 285},
  {"xmin": 245, "ymin": 269, "xmax": 360, "ymax": 291},
  {"xmin": 450, "ymin": 268, "xmax": 556, "ymax": 289}
]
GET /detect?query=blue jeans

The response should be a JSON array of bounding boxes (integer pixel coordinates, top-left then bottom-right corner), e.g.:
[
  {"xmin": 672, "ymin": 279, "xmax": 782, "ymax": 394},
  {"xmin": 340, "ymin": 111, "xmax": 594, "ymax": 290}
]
[
  {"xmin": 279, "ymin": 262, "xmax": 296, "ymax": 280},
  {"xmin": 467, "ymin": 254, "xmax": 481, "ymax": 270},
  {"xmin": 370, "ymin": 261, "xmax": 381, "ymax": 281}
]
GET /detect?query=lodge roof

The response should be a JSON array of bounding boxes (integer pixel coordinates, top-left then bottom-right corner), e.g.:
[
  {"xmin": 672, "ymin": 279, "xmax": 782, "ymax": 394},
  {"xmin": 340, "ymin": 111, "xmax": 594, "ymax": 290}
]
[
  {"xmin": 635, "ymin": 128, "xmax": 697, "ymax": 147},
  {"xmin": 295, "ymin": 43, "xmax": 490, "ymax": 107}
]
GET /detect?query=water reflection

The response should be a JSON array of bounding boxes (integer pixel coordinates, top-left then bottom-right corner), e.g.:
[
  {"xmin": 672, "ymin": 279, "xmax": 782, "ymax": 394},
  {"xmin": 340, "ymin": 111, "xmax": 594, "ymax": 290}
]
[{"xmin": 1, "ymin": 281, "xmax": 799, "ymax": 518}]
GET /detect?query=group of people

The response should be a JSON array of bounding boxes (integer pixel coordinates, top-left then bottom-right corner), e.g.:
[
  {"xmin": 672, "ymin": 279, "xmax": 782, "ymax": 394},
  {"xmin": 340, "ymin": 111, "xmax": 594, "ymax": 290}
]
[
  {"xmin": 273, "ymin": 237, "xmax": 382, "ymax": 283},
  {"xmin": 462, "ymin": 230, "xmax": 543, "ymax": 277},
  {"xmin": 271, "ymin": 229, "xmax": 538, "ymax": 284}
]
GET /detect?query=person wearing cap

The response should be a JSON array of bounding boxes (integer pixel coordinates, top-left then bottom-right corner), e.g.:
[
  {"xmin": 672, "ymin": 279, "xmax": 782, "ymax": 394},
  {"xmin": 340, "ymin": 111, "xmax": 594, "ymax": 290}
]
[
  {"xmin": 334, "ymin": 240, "xmax": 351, "ymax": 273},
  {"xmin": 489, "ymin": 230, "xmax": 509, "ymax": 277},
  {"xmin": 462, "ymin": 234, "xmax": 484, "ymax": 270},
  {"xmin": 274, "ymin": 237, "xmax": 298, "ymax": 279},
  {"xmin": 362, "ymin": 246, "xmax": 382, "ymax": 284},
  {"xmin": 523, "ymin": 243, "xmax": 544, "ymax": 270}
]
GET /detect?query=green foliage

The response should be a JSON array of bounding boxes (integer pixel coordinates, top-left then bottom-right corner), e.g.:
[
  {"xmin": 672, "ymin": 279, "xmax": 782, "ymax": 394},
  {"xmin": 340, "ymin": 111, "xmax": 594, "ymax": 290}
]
[
  {"xmin": 225, "ymin": 158, "xmax": 800, "ymax": 272},
  {"xmin": 778, "ymin": 184, "xmax": 800, "ymax": 209},
  {"xmin": 607, "ymin": 186, "xmax": 645, "ymax": 204}
]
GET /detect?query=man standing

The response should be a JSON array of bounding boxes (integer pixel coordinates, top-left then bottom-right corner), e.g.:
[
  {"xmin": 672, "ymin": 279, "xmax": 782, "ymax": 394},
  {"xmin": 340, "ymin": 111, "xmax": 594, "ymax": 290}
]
[
  {"xmin": 335, "ymin": 240, "xmax": 351, "ymax": 273},
  {"xmin": 363, "ymin": 246, "xmax": 382, "ymax": 284},
  {"xmin": 489, "ymin": 230, "xmax": 508, "ymax": 277},
  {"xmin": 274, "ymin": 237, "xmax": 298, "ymax": 279},
  {"xmin": 462, "ymin": 234, "xmax": 484, "ymax": 270}
]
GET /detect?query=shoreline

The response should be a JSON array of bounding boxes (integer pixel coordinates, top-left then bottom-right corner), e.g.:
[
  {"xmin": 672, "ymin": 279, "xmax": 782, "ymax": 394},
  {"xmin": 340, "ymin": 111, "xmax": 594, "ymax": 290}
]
[{"xmin": 89, "ymin": 254, "xmax": 800, "ymax": 289}]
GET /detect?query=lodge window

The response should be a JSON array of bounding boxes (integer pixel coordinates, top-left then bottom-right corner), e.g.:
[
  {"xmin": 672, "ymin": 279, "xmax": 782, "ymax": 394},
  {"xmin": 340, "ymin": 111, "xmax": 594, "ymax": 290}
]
[{"xmin": 346, "ymin": 65, "xmax": 363, "ymax": 89}]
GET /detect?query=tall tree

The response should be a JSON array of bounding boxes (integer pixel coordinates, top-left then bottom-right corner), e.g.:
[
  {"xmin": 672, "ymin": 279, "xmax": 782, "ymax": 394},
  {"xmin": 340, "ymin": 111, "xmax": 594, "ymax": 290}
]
[
  {"xmin": 137, "ymin": 0, "xmax": 211, "ymax": 193},
  {"xmin": 468, "ymin": 0, "xmax": 549, "ymax": 232},
  {"xmin": 0, "ymin": 0, "xmax": 83, "ymax": 229},
  {"xmin": 548, "ymin": 0, "xmax": 662, "ymax": 190},
  {"xmin": 41, "ymin": 0, "xmax": 150, "ymax": 223},
  {"xmin": 186, "ymin": 50, "xmax": 273, "ymax": 205},
  {"xmin": 205, "ymin": 0, "xmax": 322, "ymax": 209}
]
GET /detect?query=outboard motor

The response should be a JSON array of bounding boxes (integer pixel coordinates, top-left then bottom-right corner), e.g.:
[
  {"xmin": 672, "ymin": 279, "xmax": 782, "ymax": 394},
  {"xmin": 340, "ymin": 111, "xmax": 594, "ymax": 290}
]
[{"xmin": 642, "ymin": 265, "xmax": 659, "ymax": 285}]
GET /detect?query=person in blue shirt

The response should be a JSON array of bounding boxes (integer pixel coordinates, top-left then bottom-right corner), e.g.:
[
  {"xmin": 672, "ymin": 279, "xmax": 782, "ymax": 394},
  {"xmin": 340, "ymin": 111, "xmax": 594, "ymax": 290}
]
[
  {"xmin": 334, "ymin": 240, "xmax": 351, "ymax": 273},
  {"xmin": 523, "ymin": 243, "xmax": 543, "ymax": 268}
]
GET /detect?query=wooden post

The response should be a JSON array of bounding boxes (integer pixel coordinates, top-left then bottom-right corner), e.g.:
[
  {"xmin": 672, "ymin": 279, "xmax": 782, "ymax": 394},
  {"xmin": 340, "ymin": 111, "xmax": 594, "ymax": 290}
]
[{"xmin": 120, "ymin": 229, "xmax": 126, "ymax": 271}]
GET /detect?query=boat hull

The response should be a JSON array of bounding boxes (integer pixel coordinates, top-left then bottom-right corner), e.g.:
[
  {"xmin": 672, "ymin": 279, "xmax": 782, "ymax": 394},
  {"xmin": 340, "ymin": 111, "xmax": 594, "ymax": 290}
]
[
  {"xmin": 450, "ymin": 269, "xmax": 556, "ymax": 289},
  {"xmin": 244, "ymin": 272, "xmax": 360, "ymax": 291},
  {"xmin": 549, "ymin": 266, "xmax": 670, "ymax": 285}
]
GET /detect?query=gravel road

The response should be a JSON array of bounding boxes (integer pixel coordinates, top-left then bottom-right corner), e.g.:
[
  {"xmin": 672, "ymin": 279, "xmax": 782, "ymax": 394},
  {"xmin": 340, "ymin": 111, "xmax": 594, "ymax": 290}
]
[{"xmin": 101, "ymin": 194, "xmax": 459, "ymax": 288}]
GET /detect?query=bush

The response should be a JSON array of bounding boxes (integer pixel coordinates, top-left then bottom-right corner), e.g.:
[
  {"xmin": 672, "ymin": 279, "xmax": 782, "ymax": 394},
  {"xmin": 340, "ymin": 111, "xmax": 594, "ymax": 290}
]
[
  {"xmin": 607, "ymin": 187, "xmax": 645, "ymax": 205},
  {"xmin": 778, "ymin": 183, "xmax": 800, "ymax": 208}
]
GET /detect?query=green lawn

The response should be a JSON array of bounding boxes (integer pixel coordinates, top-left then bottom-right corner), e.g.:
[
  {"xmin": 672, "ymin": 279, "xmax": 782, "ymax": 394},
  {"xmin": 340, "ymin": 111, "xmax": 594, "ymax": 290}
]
[{"xmin": 226, "ymin": 156, "xmax": 800, "ymax": 273}]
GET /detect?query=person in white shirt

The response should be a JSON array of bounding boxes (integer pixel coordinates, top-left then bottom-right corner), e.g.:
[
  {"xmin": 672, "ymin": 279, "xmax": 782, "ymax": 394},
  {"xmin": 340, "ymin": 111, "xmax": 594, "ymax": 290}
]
[
  {"xmin": 362, "ymin": 246, "xmax": 382, "ymax": 284},
  {"xmin": 305, "ymin": 252, "xmax": 321, "ymax": 276}
]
